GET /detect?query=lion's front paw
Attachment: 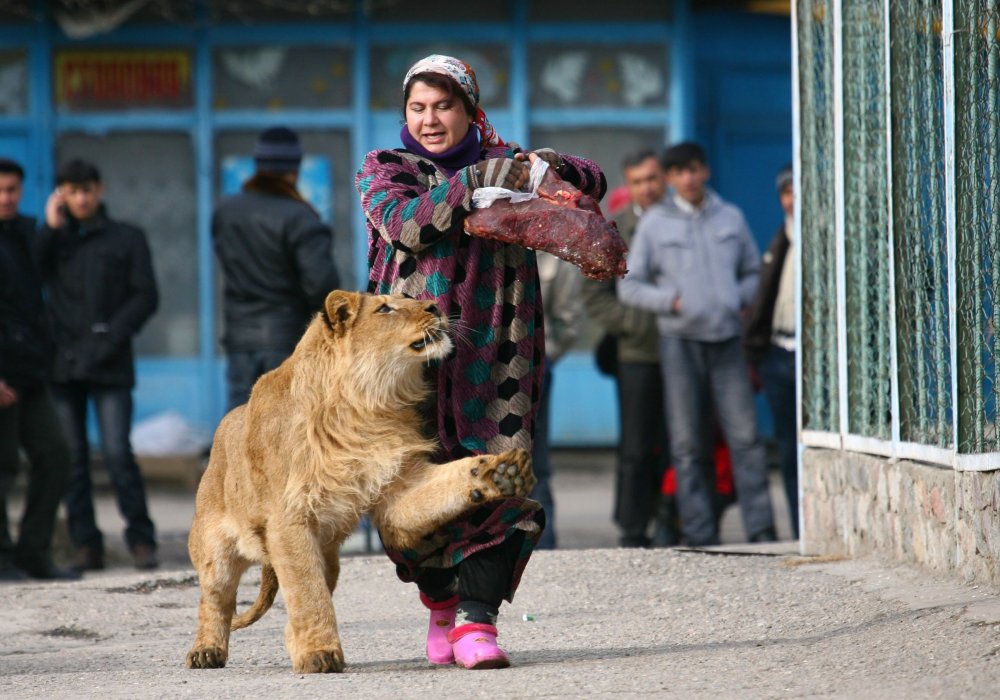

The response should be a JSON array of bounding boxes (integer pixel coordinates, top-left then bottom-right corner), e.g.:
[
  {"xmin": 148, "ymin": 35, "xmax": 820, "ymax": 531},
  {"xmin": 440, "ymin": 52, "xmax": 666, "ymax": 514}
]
[
  {"xmin": 469, "ymin": 449, "xmax": 536, "ymax": 503},
  {"xmin": 187, "ymin": 645, "xmax": 227, "ymax": 669},
  {"xmin": 293, "ymin": 648, "xmax": 345, "ymax": 674}
]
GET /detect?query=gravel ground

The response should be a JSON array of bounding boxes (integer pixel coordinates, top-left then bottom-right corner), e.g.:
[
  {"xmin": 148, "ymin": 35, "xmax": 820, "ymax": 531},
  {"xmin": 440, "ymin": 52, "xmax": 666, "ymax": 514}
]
[{"xmin": 3, "ymin": 547, "xmax": 999, "ymax": 699}]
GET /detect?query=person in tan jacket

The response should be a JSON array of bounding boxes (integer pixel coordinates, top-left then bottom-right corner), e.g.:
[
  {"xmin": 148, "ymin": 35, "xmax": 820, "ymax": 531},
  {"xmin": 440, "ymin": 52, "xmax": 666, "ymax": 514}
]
[{"xmin": 582, "ymin": 148, "xmax": 675, "ymax": 547}]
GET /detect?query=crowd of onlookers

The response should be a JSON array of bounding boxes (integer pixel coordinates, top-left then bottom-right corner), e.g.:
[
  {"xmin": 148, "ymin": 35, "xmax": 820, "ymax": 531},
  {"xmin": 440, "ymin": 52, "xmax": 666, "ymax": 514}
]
[{"xmin": 0, "ymin": 121, "xmax": 797, "ymax": 583}]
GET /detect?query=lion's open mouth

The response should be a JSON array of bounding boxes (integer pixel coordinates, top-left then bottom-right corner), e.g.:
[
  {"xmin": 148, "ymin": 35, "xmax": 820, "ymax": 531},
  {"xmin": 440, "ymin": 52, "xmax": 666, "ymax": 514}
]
[{"xmin": 410, "ymin": 327, "xmax": 446, "ymax": 351}]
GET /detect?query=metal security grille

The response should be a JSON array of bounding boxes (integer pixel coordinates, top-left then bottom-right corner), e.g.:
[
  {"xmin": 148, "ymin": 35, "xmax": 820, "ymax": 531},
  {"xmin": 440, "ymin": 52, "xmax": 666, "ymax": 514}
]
[
  {"xmin": 798, "ymin": 0, "xmax": 839, "ymax": 433},
  {"xmin": 955, "ymin": 3, "xmax": 1000, "ymax": 454},
  {"xmin": 889, "ymin": 0, "xmax": 952, "ymax": 448},
  {"xmin": 843, "ymin": 0, "xmax": 892, "ymax": 440}
]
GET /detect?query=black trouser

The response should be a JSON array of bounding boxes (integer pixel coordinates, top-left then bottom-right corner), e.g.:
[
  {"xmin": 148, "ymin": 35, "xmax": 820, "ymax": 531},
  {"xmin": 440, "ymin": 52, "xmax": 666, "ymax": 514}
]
[
  {"xmin": 52, "ymin": 381, "xmax": 156, "ymax": 551},
  {"xmin": 614, "ymin": 361, "xmax": 669, "ymax": 540},
  {"xmin": 0, "ymin": 385, "xmax": 71, "ymax": 570},
  {"xmin": 416, "ymin": 530, "xmax": 526, "ymax": 626}
]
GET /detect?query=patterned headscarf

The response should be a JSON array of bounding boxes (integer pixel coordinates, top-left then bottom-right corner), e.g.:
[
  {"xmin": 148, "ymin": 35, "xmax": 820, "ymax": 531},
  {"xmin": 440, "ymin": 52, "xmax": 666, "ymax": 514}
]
[{"xmin": 403, "ymin": 54, "xmax": 505, "ymax": 147}]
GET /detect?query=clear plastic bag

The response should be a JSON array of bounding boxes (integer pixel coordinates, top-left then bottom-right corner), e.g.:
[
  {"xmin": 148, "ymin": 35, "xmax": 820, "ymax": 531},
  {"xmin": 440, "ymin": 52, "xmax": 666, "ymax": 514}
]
[{"xmin": 471, "ymin": 158, "xmax": 550, "ymax": 209}]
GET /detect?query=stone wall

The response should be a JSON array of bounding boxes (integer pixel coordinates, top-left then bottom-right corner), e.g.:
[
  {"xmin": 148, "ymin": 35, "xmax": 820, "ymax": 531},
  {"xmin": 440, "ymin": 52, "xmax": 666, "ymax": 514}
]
[{"xmin": 801, "ymin": 448, "xmax": 1000, "ymax": 587}]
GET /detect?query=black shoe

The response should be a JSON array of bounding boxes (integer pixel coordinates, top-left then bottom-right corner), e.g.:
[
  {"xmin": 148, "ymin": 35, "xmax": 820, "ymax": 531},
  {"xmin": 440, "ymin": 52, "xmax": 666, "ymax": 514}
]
[
  {"xmin": 618, "ymin": 534, "xmax": 651, "ymax": 548},
  {"xmin": 23, "ymin": 562, "xmax": 82, "ymax": 581},
  {"xmin": 73, "ymin": 546, "xmax": 105, "ymax": 572},
  {"xmin": 0, "ymin": 562, "xmax": 29, "ymax": 582},
  {"xmin": 748, "ymin": 527, "xmax": 778, "ymax": 543},
  {"xmin": 651, "ymin": 524, "xmax": 680, "ymax": 548},
  {"xmin": 131, "ymin": 543, "xmax": 159, "ymax": 571}
]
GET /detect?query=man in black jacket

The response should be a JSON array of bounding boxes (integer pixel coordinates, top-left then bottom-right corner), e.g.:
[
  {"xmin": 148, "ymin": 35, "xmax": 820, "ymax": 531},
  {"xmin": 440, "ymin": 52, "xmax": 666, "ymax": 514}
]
[
  {"xmin": 213, "ymin": 126, "xmax": 340, "ymax": 410},
  {"xmin": 743, "ymin": 163, "xmax": 797, "ymax": 537},
  {"xmin": 0, "ymin": 158, "xmax": 78, "ymax": 581},
  {"xmin": 41, "ymin": 159, "xmax": 159, "ymax": 572}
]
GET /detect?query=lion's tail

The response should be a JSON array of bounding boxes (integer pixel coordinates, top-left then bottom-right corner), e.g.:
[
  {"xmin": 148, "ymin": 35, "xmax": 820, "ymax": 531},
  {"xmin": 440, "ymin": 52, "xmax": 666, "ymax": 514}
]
[{"xmin": 231, "ymin": 564, "xmax": 278, "ymax": 631}]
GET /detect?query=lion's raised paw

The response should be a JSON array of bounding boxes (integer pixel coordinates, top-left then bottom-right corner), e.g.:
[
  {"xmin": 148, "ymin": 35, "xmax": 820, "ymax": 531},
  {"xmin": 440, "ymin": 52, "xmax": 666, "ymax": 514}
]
[{"xmin": 469, "ymin": 448, "xmax": 536, "ymax": 502}]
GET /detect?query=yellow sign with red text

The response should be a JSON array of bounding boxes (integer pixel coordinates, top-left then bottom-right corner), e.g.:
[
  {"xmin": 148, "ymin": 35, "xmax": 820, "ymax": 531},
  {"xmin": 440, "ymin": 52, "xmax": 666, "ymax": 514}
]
[{"xmin": 55, "ymin": 49, "xmax": 192, "ymax": 110}]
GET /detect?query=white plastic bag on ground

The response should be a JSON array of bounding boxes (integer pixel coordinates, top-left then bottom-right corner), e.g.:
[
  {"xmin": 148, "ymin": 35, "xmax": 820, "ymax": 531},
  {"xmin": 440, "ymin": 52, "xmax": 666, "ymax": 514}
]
[{"xmin": 131, "ymin": 411, "xmax": 211, "ymax": 456}]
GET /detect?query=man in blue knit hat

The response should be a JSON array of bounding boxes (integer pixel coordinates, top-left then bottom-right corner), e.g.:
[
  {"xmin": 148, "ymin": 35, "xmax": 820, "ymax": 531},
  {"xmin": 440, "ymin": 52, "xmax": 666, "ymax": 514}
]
[{"xmin": 213, "ymin": 126, "xmax": 341, "ymax": 410}]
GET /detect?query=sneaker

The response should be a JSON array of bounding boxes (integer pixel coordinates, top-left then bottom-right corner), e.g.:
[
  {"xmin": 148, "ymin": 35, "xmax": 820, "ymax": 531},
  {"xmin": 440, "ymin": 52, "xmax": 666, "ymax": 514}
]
[
  {"xmin": 73, "ymin": 546, "xmax": 105, "ymax": 572},
  {"xmin": 131, "ymin": 543, "xmax": 159, "ymax": 570}
]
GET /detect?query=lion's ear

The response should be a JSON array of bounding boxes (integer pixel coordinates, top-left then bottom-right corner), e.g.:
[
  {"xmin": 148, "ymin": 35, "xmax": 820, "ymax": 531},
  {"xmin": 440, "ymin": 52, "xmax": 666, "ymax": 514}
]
[{"xmin": 321, "ymin": 290, "xmax": 362, "ymax": 337}]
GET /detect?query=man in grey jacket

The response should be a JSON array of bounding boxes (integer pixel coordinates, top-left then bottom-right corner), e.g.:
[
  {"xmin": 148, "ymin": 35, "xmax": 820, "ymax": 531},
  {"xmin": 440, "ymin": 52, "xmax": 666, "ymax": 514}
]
[
  {"xmin": 618, "ymin": 142, "xmax": 776, "ymax": 546},
  {"xmin": 213, "ymin": 126, "xmax": 340, "ymax": 410}
]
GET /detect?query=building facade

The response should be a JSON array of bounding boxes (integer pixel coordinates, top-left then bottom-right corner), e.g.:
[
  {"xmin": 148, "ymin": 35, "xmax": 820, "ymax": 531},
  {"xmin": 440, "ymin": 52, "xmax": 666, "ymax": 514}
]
[{"xmin": 0, "ymin": 0, "xmax": 792, "ymax": 445}]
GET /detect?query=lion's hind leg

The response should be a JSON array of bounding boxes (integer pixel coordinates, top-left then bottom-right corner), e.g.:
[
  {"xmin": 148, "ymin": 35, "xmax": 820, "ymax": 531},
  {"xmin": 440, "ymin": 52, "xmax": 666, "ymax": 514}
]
[{"xmin": 186, "ymin": 520, "xmax": 252, "ymax": 669}]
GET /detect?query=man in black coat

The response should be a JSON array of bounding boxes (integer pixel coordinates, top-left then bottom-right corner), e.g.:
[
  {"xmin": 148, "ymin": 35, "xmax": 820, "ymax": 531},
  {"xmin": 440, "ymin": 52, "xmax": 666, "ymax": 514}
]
[
  {"xmin": 213, "ymin": 126, "xmax": 340, "ymax": 410},
  {"xmin": 743, "ymin": 163, "xmax": 797, "ymax": 538},
  {"xmin": 0, "ymin": 158, "xmax": 78, "ymax": 580},
  {"xmin": 41, "ymin": 158, "xmax": 159, "ymax": 572}
]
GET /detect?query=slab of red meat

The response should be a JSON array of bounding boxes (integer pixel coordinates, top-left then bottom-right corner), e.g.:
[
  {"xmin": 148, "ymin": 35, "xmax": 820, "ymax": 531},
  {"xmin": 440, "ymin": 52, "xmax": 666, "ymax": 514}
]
[{"xmin": 463, "ymin": 168, "xmax": 628, "ymax": 281}]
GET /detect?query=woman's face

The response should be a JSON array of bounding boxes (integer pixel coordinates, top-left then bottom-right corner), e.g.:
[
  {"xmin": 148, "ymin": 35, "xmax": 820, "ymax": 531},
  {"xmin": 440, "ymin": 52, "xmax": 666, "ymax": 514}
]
[{"xmin": 405, "ymin": 81, "xmax": 473, "ymax": 154}]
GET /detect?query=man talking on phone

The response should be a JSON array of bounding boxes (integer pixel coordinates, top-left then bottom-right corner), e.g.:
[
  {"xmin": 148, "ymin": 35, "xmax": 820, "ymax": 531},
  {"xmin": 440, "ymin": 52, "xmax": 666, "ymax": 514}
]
[{"xmin": 40, "ymin": 158, "xmax": 159, "ymax": 573}]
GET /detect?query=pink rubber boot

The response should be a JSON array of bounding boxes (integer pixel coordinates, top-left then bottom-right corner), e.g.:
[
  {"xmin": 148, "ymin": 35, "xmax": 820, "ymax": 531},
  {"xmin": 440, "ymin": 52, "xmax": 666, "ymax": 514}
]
[
  {"xmin": 447, "ymin": 623, "xmax": 510, "ymax": 670},
  {"xmin": 420, "ymin": 593, "xmax": 458, "ymax": 665}
]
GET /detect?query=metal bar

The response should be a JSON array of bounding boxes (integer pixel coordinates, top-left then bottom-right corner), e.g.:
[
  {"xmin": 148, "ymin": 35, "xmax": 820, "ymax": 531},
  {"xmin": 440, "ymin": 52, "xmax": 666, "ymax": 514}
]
[
  {"xmin": 834, "ymin": 0, "xmax": 848, "ymax": 439},
  {"xmin": 350, "ymin": 1, "xmax": 371, "ymax": 292},
  {"xmin": 826, "ymin": 0, "xmax": 838, "ymax": 431},
  {"xmin": 194, "ymin": 1, "xmax": 216, "ymax": 429},
  {"xmin": 943, "ymin": 0, "xmax": 958, "ymax": 453},
  {"xmin": 856, "ymin": 1, "xmax": 874, "ymax": 434},
  {"xmin": 953, "ymin": 452, "xmax": 1000, "ymax": 471},
  {"xmin": 907, "ymin": 3, "xmax": 926, "ymax": 440},
  {"xmin": 791, "ymin": 0, "xmax": 804, "ymax": 550},
  {"xmin": 510, "ymin": 0, "xmax": 529, "ymax": 148},
  {"xmin": 965, "ymin": 2, "xmax": 984, "ymax": 452},
  {"xmin": 801, "ymin": 429, "xmax": 843, "ymax": 450},
  {"xmin": 842, "ymin": 434, "xmax": 895, "ymax": 458},
  {"xmin": 987, "ymin": 8, "xmax": 1000, "ymax": 453},
  {"xmin": 932, "ymin": 0, "xmax": 951, "ymax": 447},
  {"xmin": 886, "ymin": 0, "xmax": 902, "ymax": 457},
  {"xmin": 672, "ymin": 0, "xmax": 693, "ymax": 141}
]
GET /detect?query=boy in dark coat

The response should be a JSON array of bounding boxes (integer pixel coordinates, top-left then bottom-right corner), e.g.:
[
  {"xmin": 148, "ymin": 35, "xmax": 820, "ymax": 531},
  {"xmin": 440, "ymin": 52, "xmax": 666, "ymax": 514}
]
[
  {"xmin": 0, "ymin": 158, "xmax": 77, "ymax": 580},
  {"xmin": 41, "ymin": 158, "xmax": 159, "ymax": 572}
]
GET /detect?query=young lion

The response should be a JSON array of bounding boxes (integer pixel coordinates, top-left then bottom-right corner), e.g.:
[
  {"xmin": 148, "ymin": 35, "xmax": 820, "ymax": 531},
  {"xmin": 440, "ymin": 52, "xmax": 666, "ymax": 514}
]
[{"xmin": 185, "ymin": 290, "xmax": 535, "ymax": 674}]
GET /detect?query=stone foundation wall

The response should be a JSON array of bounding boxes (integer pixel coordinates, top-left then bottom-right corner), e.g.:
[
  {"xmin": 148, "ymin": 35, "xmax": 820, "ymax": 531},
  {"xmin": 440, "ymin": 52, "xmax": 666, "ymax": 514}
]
[{"xmin": 801, "ymin": 448, "xmax": 1000, "ymax": 587}]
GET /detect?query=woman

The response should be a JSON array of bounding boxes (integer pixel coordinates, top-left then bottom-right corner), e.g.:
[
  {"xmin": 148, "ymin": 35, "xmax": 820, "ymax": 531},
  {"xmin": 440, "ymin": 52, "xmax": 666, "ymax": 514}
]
[{"xmin": 355, "ymin": 54, "xmax": 606, "ymax": 670}]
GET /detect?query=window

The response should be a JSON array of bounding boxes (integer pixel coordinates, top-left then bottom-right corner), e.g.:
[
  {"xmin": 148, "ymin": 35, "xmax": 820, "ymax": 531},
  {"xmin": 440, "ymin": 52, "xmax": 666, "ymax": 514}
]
[
  {"xmin": 530, "ymin": 45, "xmax": 669, "ymax": 108},
  {"xmin": 370, "ymin": 45, "xmax": 510, "ymax": 110},
  {"xmin": 213, "ymin": 46, "xmax": 351, "ymax": 110},
  {"xmin": 0, "ymin": 51, "xmax": 28, "ymax": 116},
  {"xmin": 56, "ymin": 132, "xmax": 199, "ymax": 357}
]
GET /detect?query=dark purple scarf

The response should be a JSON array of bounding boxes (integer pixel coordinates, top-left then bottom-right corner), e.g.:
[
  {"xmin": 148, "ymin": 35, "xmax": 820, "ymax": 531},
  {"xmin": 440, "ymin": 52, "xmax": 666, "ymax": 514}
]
[{"xmin": 400, "ymin": 126, "xmax": 482, "ymax": 176}]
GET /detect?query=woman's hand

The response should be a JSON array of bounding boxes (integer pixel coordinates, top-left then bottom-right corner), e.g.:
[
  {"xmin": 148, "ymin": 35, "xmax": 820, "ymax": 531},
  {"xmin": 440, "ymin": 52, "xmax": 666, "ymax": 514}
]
[
  {"xmin": 514, "ymin": 148, "xmax": 563, "ymax": 173},
  {"xmin": 467, "ymin": 158, "xmax": 530, "ymax": 190}
]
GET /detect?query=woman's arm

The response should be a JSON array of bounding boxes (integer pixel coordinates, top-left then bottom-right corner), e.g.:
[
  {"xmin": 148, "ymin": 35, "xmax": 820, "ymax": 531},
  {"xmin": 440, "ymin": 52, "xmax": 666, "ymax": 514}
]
[
  {"xmin": 557, "ymin": 154, "xmax": 608, "ymax": 201},
  {"xmin": 355, "ymin": 149, "xmax": 474, "ymax": 256}
]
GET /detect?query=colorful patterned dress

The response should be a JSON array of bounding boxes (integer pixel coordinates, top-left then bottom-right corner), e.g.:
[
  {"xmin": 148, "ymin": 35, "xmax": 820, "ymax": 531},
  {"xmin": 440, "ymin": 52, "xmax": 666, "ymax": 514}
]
[{"xmin": 356, "ymin": 144, "xmax": 606, "ymax": 596}]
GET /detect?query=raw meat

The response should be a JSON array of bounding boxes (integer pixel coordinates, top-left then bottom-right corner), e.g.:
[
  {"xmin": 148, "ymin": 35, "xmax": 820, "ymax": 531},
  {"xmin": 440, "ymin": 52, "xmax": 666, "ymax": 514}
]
[{"xmin": 464, "ymin": 168, "xmax": 628, "ymax": 281}]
